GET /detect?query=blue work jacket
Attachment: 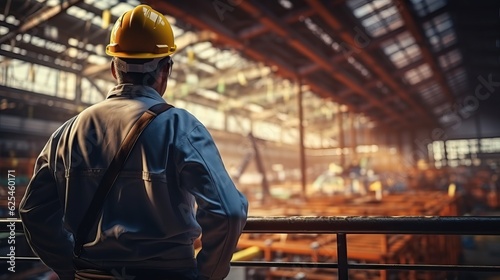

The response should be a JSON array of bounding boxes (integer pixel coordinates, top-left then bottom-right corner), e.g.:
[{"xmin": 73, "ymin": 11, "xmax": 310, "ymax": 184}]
[{"xmin": 20, "ymin": 84, "xmax": 248, "ymax": 279}]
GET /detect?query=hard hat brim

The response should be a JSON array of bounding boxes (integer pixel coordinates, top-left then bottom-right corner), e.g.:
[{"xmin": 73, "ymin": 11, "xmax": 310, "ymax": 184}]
[{"xmin": 106, "ymin": 50, "xmax": 174, "ymax": 59}]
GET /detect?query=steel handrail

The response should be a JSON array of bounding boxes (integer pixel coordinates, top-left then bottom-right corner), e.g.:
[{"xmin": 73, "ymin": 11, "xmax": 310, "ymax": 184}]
[{"xmin": 2, "ymin": 216, "xmax": 500, "ymax": 279}]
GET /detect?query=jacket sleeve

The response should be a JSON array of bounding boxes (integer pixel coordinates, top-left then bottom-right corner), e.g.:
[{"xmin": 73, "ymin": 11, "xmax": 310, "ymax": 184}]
[
  {"xmin": 177, "ymin": 125, "xmax": 248, "ymax": 280},
  {"xmin": 19, "ymin": 136, "xmax": 75, "ymax": 279}
]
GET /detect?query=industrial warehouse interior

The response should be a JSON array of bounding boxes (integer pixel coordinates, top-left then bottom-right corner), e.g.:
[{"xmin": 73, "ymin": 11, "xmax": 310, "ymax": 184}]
[{"xmin": 0, "ymin": 0, "xmax": 500, "ymax": 279}]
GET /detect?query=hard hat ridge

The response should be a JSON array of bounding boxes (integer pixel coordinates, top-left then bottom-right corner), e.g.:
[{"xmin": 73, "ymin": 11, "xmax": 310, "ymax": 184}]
[{"xmin": 105, "ymin": 4, "xmax": 177, "ymax": 59}]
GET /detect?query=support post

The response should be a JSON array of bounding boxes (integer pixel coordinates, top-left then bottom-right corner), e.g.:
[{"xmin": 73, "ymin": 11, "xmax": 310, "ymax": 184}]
[
  {"xmin": 248, "ymin": 133, "xmax": 270, "ymax": 202},
  {"xmin": 75, "ymin": 75, "xmax": 83, "ymax": 108},
  {"xmin": 349, "ymin": 112, "xmax": 357, "ymax": 164},
  {"xmin": 337, "ymin": 233, "xmax": 348, "ymax": 280},
  {"xmin": 297, "ymin": 78, "xmax": 307, "ymax": 199},
  {"xmin": 443, "ymin": 140, "xmax": 449, "ymax": 167},
  {"xmin": 397, "ymin": 131, "xmax": 405, "ymax": 167},
  {"xmin": 338, "ymin": 111, "xmax": 345, "ymax": 168},
  {"xmin": 475, "ymin": 112, "xmax": 482, "ymax": 159},
  {"xmin": 410, "ymin": 129, "xmax": 419, "ymax": 168}
]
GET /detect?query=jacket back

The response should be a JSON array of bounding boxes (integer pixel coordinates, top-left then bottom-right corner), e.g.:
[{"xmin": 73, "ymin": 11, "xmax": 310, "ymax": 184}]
[{"xmin": 20, "ymin": 84, "xmax": 248, "ymax": 278}]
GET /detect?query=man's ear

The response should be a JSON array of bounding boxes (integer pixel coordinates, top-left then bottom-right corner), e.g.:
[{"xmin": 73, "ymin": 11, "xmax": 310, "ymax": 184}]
[
  {"xmin": 110, "ymin": 60, "xmax": 117, "ymax": 79},
  {"xmin": 162, "ymin": 60, "xmax": 172, "ymax": 77},
  {"xmin": 158, "ymin": 61, "xmax": 170, "ymax": 84}
]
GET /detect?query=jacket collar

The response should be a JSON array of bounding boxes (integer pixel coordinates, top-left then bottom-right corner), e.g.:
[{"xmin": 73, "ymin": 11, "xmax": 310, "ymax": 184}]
[{"xmin": 106, "ymin": 83, "xmax": 165, "ymax": 103}]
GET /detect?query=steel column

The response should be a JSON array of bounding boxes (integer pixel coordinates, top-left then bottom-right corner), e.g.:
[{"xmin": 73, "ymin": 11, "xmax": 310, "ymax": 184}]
[
  {"xmin": 350, "ymin": 112, "xmax": 357, "ymax": 163},
  {"xmin": 338, "ymin": 111, "xmax": 345, "ymax": 167},
  {"xmin": 337, "ymin": 233, "xmax": 348, "ymax": 280},
  {"xmin": 298, "ymin": 78, "xmax": 307, "ymax": 199}
]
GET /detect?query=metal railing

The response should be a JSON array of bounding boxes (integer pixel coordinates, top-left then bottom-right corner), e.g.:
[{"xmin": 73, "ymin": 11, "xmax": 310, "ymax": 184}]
[
  {"xmin": 3, "ymin": 216, "xmax": 500, "ymax": 279},
  {"xmin": 232, "ymin": 216, "xmax": 500, "ymax": 279}
]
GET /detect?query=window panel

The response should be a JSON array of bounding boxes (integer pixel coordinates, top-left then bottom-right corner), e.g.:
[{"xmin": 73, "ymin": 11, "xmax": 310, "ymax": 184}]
[
  {"xmin": 353, "ymin": 4, "xmax": 373, "ymax": 18},
  {"xmin": 347, "ymin": 0, "xmax": 403, "ymax": 38},
  {"xmin": 423, "ymin": 13, "xmax": 457, "ymax": 52},
  {"xmin": 381, "ymin": 32, "xmax": 422, "ymax": 69},
  {"xmin": 404, "ymin": 63, "xmax": 433, "ymax": 85},
  {"xmin": 411, "ymin": 0, "xmax": 447, "ymax": 17},
  {"xmin": 432, "ymin": 138, "xmax": 500, "ymax": 167},
  {"xmin": 446, "ymin": 67, "xmax": 467, "ymax": 94},
  {"xmin": 438, "ymin": 49, "xmax": 462, "ymax": 71}
]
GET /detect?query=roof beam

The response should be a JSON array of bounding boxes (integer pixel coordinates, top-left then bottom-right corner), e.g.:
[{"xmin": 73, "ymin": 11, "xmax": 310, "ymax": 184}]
[
  {"xmin": 298, "ymin": 26, "xmax": 408, "ymax": 76},
  {"xmin": 0, "ymin": 20, "xmax": 104, "ymax": 60},
  {"xmin": 146, "ymin": 0, "xmax": 400, "ymax": 129},
  {"xmin": 0, "ymin": 47, "xmax": 109, "ymax": 98},
  {"xmin": 397, "ymin": 1, "xmax": 455, "ymax": 105},
  {"xmin": 175, "ymin": 30, "xmax": 217, "ymax": 53},
  {"xmin": 0, "ymin": 85, "xmax": 92, "ymax": 113},
  {"xmin": 171, "ymin": 64, "xmax": 272, "ymax": 95},
  {"xmin": 238, "ymin": 7, "xmax": 315, "ymax": 40},
  {"xmin": 0, "ymin": 48, "xmax": 81, "ymax": 74},
  {"xmin": 0, "ymin": 0, "xmax": 83, "ymax": 45},
  {"xmin": 306, "ymin": 0, "xmax": 435, "ymax": 126},
  {"xmin": 237, "ymin": 1, "xmax": 412, "ymax": 127},
  {"xmin": 81, "ymin": 62, "xmax": 110, "ymax": 78}
]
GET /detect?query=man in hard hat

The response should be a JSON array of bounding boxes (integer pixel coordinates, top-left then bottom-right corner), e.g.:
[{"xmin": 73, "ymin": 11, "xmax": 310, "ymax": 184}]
[{"xmin": 20, "ymin": 5, "xmax": 248, "ymax": 280}]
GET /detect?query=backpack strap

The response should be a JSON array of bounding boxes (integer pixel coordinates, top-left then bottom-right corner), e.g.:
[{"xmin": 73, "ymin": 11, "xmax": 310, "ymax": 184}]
[{"xmin": 73, "ymin": 103, "xmax": 173, "ymax": 257}]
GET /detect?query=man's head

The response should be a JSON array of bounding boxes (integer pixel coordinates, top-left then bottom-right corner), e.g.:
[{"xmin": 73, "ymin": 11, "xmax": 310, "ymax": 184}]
[{"xmin": 106, "ymin": 5, "xmax": 177, "ymax": 94}]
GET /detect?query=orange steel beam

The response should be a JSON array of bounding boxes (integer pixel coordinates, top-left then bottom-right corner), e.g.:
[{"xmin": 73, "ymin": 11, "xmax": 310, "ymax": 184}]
[
  {"xmin": 146, "ymin": 0, "xmax": 401, "ymax": 128},
  {"xmin": 237, "ymin": 1, "xmax": 412, "ymax": 127},
  {"xmin": 298, "ymin": 26, "xmax": 408, "ymax": 76},
  {"xmin": 238, "ymin": 7, "xmax": 316, "ymax": 40},
  {"xmin": 397, "ymin": 1, "xmax": 455, "ymax": 105},
  {"xmin": 306, "ymin": 0, "xmax": 435, "ymax": 126}
]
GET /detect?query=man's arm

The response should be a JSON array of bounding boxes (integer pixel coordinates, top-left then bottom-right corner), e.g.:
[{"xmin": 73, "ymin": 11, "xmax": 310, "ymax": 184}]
[
  {"xmin": 178, "ymin": 125, "xmax": 248, "ymax": 280},
  {"xmin": 19, "ymin": 139, "xmax": 75, "ymax": 280}
]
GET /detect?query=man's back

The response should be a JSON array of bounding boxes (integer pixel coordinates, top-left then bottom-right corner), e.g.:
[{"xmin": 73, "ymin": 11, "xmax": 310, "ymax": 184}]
[{"xmin": 20, "ymin": 84, "xmax": 248, "ymax": 279}]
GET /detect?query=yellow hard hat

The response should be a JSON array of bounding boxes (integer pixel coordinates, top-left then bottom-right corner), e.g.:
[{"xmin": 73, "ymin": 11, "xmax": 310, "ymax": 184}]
[{"xmin": 106, "ymin": 5, "xmax": 177, "ymax": 59}]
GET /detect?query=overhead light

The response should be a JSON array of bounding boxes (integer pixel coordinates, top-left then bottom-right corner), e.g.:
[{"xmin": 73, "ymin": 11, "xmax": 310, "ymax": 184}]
[
  {"xmin": 277, "ymin": 113, "xmax": 288, "ymax": 121},
  {"xmin": 67, "ymin": 47, "xmax": 78, "ymax": 58},
  {"xmin": 87, "ymin": 54, "xmax": 106, "ymax": 65},
  {"xmin": 237, "ymin": 72, "xmax": 247, "ymax": 86},
  {"xmin": 68, "ymin": 37, "xmax": 79, "ymax": 47},
  {"xmin": 278, "ymin": 0, "xmax": 293, "ymax": 9},
  {"xmin": 187, "ymin": 47, "xmax": 195, "ymax": 64},
  {"xmin": 217, "ymin": 78, "xmax": 225, "ymax": 94},
  {"xmin": 165, "ymin": 15, "xmax": 176, "ymax": 25},
  {"xmin": 197, "ymin": 88, "xmax": 221, "ymax": 101},
  {"xmin": 102, "ymin": 9, "xmax": 111, "ymax": 29},
  {"xmin": 0, "ymin": 26, "xmax": 8, "ymax": 36},
  {"xmin": 246, "ymin": 103, "xmax": 264, "ymax": 113},
  {"xmin": 259, "ymin": 66, "xmax": 271, "ymax": 77},
  {"xmin": 186, "ymin": 73, "xmax": 199, "ymax": 85},
  {"xmin": 267, "ymin": 78, "xmax": 274, "ymax": 101}
]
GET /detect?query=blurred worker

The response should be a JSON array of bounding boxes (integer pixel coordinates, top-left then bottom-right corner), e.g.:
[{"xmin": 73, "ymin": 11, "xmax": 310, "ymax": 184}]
[{"xmin": 20, "ymin": 5, "xmax": 248, "ymax": 280}]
